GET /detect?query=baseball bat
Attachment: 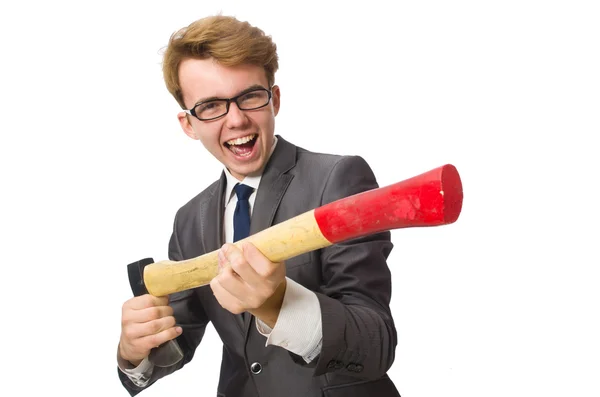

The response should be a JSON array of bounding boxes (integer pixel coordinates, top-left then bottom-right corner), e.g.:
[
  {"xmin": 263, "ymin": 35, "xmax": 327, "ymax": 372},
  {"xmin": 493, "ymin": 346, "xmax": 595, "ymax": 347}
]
[{"xmin": 143, "ymin": 163, "xmax": 463, "ymax": 297}]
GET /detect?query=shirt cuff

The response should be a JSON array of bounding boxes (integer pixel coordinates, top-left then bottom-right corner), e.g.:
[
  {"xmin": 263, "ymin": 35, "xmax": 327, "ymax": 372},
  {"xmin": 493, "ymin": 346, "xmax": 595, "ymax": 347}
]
[
  {"xmin": 256, "ymin": 277, "xmax": 323, "ymax": 362},
  {"xmin": 117, "ymin": 355, "xmax": 154, "ymax": 387}
]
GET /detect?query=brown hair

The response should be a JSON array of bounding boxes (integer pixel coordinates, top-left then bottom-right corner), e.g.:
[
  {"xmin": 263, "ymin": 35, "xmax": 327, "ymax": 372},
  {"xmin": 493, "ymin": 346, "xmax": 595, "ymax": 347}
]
[{"xmin": 162, "ymin": 15, "xmax": 279, "ymax": 109}]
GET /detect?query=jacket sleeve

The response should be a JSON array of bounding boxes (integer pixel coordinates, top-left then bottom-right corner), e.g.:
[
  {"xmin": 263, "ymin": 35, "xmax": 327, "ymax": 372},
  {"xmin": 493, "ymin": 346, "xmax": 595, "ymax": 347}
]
[
  {"xmin": 118, "ymin": 211, "xmax": 210, "ymax": 396},
  {"xmin": 308, "ymin": 155, "xmax": 397, "ymax": 380}
]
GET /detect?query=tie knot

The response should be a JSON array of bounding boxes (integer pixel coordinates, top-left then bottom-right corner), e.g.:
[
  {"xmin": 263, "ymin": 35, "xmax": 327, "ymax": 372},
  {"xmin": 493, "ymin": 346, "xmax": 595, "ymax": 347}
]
[{"xmin": 234, "ymin": 183, "xmax": 254, "ymax": 201}]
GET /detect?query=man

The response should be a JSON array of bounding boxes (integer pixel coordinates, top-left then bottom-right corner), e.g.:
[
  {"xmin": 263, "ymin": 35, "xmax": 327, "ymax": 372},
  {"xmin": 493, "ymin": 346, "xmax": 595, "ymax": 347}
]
[{"xmin": 117, "ymin": 15, "xmax": 401, "ymax": 397}]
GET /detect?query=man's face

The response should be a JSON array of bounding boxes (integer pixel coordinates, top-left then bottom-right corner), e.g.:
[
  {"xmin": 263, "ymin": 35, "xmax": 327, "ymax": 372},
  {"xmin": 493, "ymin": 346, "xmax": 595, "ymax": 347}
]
[{"xmin": 177, "ymin": 58, "xmax": 280, "ymax": 181}]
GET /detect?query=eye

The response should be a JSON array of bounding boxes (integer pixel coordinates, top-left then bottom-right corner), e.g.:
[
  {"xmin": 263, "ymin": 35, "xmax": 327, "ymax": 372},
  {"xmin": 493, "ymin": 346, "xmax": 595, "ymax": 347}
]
[
  {"xmin": 242, "ymin": 92, "xmax": 260, "ymax": 100},
  {"xmin": 238, "ymin": 90, "xmax": 268, "ymax": 108},
  {"xmin": 204, "ymin": 102, "xmax": 218, "ymax": 109},
  {"xmin": 196, "ymin": 100, "xmax": 227, "ymax": 117}
]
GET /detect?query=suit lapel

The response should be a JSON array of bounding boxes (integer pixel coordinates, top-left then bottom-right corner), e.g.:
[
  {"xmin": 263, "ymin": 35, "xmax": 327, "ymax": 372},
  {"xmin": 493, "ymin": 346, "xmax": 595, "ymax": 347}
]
[
  {"xmin": 201, "ymin": 172, "xmax": 227, "ymax": 254},
  {"xmin": 244, "ymin": 136, "xmax": 297, "ymax": 331}
]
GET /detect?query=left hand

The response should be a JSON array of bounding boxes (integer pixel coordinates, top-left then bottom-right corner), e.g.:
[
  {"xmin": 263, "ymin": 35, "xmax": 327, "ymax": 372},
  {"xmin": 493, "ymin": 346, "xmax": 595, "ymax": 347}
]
[{"xmin": 210, "ymin": 242, "xmax": 286, "ymax": 324}]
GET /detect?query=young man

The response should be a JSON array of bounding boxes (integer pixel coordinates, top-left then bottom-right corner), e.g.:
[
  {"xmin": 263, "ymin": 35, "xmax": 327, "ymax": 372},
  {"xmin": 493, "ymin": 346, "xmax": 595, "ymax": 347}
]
[{"xmin": 117, "ymin": 15, "xmax": 401, "ymax": 397}]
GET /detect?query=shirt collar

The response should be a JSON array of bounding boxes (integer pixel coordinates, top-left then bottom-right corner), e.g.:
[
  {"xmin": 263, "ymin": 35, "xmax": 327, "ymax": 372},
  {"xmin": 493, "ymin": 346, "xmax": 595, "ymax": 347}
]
[{"xmin": 223, "ymin": 136, "xmax": 278, "ymax": 205}]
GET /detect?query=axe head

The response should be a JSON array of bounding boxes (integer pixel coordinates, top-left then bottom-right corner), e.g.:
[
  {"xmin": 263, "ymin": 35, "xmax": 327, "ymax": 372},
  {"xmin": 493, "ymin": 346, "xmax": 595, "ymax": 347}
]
[
  {"xmin": 127, "ymin": 257, "xmax": 154, "ymax": 297},
  {"xmin": 126, "ymin": 258, "xmax": 184, "ymax": 368}
]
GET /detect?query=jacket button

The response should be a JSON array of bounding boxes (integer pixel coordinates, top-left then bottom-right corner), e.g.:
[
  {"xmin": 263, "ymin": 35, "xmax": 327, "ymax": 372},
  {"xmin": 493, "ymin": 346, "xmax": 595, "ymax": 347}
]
[
  {"xmin": 346, "ymin": 362, "xmax": 364, "ymax": 372},
  {"xmin": 328, "ymin": 360, "xmax": 344, "ymax": 369},
  {"xmin": 327, "ymin": 359, "xmax": 345, "ymax": 369},
  {"xmin": 250, "ymin": 362, "xmax": 262, "ymax": 374}
]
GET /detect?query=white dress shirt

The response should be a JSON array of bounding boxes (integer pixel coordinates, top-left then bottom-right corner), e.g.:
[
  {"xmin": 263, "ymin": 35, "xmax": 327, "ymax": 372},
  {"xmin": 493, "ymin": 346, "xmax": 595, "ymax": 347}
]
[{"xmin": 119, "ymin": 137, "xmax": 322, "ymax": 386}]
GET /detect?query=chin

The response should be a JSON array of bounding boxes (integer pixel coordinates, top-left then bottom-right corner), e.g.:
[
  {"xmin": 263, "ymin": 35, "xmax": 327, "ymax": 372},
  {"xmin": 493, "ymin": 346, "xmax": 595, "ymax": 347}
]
[{"xmin": 232, "ymin": 161, "xmax": 263, "ymax": 178}]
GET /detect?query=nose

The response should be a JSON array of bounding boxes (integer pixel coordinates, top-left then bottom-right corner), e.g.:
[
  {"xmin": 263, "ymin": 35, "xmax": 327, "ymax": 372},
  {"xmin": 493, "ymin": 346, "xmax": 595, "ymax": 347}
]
[{"xmin": 224, "ymin": 101, "xmax": 249, "ymax": 129}]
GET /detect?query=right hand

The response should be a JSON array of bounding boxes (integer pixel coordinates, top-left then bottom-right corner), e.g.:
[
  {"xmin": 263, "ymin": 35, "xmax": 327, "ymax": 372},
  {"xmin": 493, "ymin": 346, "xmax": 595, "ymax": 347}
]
[{"xmin": 118, "ymin": 294, "xmax": 182, "ymax": 366}]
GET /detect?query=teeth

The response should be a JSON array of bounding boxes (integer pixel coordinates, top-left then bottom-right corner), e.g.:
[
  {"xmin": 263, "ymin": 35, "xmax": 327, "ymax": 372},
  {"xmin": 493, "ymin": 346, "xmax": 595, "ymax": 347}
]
[{"xmin": 227, "ymin": 134, "xmax": 256, "ymax": 146}]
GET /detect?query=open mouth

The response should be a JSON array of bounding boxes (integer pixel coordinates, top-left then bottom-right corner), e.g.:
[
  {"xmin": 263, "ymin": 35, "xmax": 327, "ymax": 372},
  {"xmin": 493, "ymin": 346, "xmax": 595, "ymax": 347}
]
[{"xmin": 224, "ymin": 134, "xmax": 257, "ymax": 157}]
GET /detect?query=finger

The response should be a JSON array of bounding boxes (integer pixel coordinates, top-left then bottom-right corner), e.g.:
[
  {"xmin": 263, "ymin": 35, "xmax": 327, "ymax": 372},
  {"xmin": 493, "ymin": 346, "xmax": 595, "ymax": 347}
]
[
  {"xmin": 139, "ymin": 326, "xmax": 183, "ymax": 349},
  {"xmin": 242, "ymin": 242, "xmax": 283, "ymax": 280},
  {"xmin": 220, "ymin": 244, "xmax": 261, "ymax": 286},
  {"xmin": 124, "ymin": 294, "xmax": 169, "ymax": 310},
  {"xmin": 123, "ymin": 305, "xmax": 174, "ymax": 324},
  {"xmin": 210, "ymin": 275, "xmax": 245, "ymax": 314},
  {"xmin": 216, "ymin": 261, "xmax": 256, "ymax": 303},
  {"xmin": 123, "ymin": 316, "xmax": 177, "ymax": 340}
]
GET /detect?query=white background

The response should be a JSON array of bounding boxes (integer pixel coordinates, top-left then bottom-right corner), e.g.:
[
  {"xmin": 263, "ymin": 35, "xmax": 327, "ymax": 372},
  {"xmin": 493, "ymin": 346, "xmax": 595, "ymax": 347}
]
[{"xmin": 1, "ymin": 1, "xmax": 599, "ymax": 396}]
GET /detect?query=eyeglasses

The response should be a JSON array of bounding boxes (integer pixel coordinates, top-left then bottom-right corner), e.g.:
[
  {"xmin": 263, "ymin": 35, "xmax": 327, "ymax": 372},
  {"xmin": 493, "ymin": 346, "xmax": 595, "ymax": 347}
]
[{"xmin": 184, "ymin": 87, "xmax": 273, "ymax": 121}]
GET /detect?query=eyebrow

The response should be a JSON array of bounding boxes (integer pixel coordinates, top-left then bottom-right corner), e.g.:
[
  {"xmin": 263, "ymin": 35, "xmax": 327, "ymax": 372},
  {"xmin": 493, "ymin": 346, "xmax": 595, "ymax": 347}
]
[{"xmin": 193, "ymin": 84, "xmax": 267, "ymax": 106}]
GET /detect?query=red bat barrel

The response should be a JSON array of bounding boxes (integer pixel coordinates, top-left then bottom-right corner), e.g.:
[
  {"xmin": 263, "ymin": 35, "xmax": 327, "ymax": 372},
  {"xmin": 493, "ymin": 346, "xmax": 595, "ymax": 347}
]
[{"xmin": 315, "ymin": 164, "xmax": 463, "ymax": 243}]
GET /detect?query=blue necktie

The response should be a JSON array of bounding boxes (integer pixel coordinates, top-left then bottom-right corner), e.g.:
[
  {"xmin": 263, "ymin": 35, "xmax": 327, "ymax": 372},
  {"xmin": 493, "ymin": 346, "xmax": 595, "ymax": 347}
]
[{"xmin": 233, "ymin": 183, "xmax": 254, "ymax": 242}]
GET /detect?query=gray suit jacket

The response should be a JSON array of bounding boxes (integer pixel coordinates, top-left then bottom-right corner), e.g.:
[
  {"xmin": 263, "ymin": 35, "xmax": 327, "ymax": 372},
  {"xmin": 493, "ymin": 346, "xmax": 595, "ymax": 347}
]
[{"xmin": 119, "ymin": 136, "xmax": 401, "ymax": 397}]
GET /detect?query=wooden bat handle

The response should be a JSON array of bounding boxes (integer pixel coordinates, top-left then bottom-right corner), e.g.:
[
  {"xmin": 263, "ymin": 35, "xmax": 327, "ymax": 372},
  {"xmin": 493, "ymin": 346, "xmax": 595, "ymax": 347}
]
[
  {"xmin": 144, "ymin": 164, "xmax": 463, "ymax": 296},
  {"xmin": 144, "ymin": 210, "xmax": 330, "ymax": 296}
]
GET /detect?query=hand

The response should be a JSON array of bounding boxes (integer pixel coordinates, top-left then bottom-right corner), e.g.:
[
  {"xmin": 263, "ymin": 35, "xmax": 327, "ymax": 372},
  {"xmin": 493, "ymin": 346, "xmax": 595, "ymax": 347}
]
[
  {"xmin": 118, "ymin": 294, "xmax": 182, "ymax": 367},
  {"xmin": 210, "ymin": 242, "xmax": 286, "ymax": 327}
]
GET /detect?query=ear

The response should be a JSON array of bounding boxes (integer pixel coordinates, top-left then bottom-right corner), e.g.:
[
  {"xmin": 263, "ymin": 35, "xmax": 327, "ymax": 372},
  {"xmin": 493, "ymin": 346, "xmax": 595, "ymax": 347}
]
[
  {"xmin": 177, "ymin": 112, "xmax": 200, "ymax": 140},
  {"xmin": 271, "ymin": 85, "xmax": 281, "ymax": 116}
]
